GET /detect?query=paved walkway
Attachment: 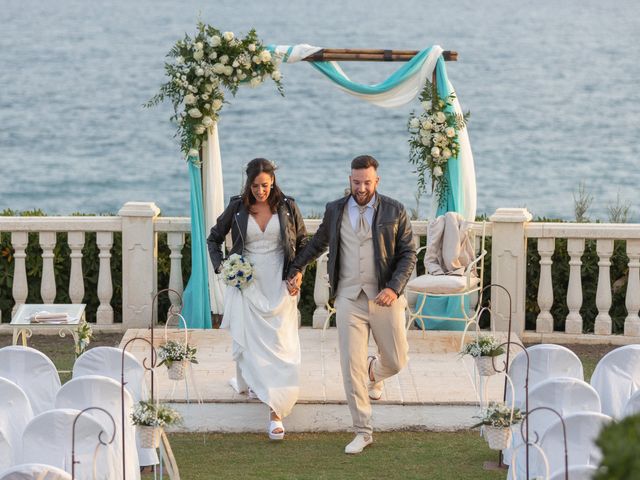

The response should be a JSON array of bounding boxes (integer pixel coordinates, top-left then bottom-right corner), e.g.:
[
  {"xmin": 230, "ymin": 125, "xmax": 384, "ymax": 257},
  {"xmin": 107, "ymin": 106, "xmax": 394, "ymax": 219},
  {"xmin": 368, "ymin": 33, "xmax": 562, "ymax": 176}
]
[{"xmin": 121, "ymin": 328, "xmax": 518, "ymax": 406}]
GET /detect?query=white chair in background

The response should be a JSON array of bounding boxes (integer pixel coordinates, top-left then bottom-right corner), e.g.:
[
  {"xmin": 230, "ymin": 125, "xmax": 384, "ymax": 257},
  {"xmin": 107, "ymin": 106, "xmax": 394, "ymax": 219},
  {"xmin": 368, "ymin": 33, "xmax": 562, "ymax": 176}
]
[
  {"xmin": 534, "ymin": 412, "xmax": 611, "ymax": 479},
  {"xmin": 507, "ymin": 377, "xmax": 601, "ymax": 475},
  {"xmin": 55, "ymin": 375, "xmax": 140, "ymax": 480},
  {"xmin": 0, "ymin": 463, "xmax": 71, "ymax": 480},
  {"xmin": 0, "ymin": 346, "xmax": 61, "ymax": 415},
  {"xmin": 623, "ymin": 389, "xmax": 640, "ymax": 417},
  {"xmin": 21, "ymin": 408, "xmax": 119, "ymax": 480},
  {"xmin": 590, "ymin": 344, "xmax": 640, "ymax": 419},
  {"xmin": 73, "ymin": 346, "xmax": 156, "ymax": 467},
  {"xmin": 549, "ymin": 464, "xmax": 598, "ymax": 480},
  {"xmin": 0, "ymin": 377, "xmax": 34, "ymax": 470},
  {"xmin": 506, "ymin": 344, "xmax": 584, "ymax": 410}
]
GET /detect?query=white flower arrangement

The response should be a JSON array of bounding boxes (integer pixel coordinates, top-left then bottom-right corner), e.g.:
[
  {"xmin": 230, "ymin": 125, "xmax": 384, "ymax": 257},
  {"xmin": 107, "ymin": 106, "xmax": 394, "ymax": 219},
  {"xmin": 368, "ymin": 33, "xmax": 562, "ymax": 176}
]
[
  {"xmin": 131, "ymin": 400, "xmax": 182, "ymax": 428},
  {"xmin": 74, "ymin": 322, "xmax": 93, "ymax": 357},
  {"xmin": 221, "ymin": 253, "xmax": 254, "ymax": 290},
  {"xmin": 157, "ymin": 340, "xmax": 198, "ymax": 368},
  {"xmin": 472, "ymin": 402, "xmax": 523, "ymax": 428},
  {"xmin": 146, "ymin": 22, "xmax": 284, "ymax": 159},
  {"xmin": 460, "ymin": 334, "xmax": 505, "ymax": 358},
  {"xmin": 408, "ymin": 80, "xmax": 469, "ymax": 206}
]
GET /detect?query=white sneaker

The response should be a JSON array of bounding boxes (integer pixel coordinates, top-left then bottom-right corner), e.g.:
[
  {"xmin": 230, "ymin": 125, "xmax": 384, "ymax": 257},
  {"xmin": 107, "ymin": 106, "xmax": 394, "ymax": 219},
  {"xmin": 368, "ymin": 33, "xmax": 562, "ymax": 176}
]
[
  {"xmin": 345, "ymin": 433, "xmax": 373, "ymax": 454},
  {"xmin": 367, "ymin": 356, "xmax": 384, "ymax": 400}
]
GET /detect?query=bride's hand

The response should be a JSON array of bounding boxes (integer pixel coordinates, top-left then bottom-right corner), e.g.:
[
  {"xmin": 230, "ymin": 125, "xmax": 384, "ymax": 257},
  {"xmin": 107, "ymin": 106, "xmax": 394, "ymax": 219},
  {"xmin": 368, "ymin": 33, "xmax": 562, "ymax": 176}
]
[{"xmin": 287, "ymin": 272, "xmax": 302, "ymax": 296}]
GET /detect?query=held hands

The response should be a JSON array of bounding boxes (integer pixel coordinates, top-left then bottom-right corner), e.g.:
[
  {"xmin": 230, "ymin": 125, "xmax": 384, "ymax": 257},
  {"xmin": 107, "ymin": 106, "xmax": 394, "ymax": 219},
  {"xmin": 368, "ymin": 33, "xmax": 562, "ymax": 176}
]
[
  {"xmin": 374, "ymin": 288, "xmax": 398, "ymax": 307},
  {"xmin": 287, "ymin": 272, "xmax": 303, "ymax": 296}
]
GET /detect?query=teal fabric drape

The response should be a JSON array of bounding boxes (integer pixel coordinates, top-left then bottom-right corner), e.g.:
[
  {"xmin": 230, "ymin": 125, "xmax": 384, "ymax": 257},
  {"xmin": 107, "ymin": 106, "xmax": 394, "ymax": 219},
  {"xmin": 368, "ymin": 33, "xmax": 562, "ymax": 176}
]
[{"xmin": 182, "ymin": 157, "xmax": 212, "ymax": 329}]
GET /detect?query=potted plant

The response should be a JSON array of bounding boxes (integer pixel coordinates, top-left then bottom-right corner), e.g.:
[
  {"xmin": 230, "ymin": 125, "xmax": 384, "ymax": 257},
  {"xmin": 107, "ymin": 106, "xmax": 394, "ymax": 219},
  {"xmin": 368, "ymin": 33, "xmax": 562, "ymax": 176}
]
[
  {"xmin": 460, "ymin": 334, "xmax": 506, "ymax": 376},
  {"xmin": 157, "ymin": 340, "xmax": 198, "ymax": 380},
  {"xmin": 472, "ymin": 402, "xmax": 523, "ymax": 450},
  {"xmin": 131, "ymin": 400, "xmax": 182, "ymax": 449}
]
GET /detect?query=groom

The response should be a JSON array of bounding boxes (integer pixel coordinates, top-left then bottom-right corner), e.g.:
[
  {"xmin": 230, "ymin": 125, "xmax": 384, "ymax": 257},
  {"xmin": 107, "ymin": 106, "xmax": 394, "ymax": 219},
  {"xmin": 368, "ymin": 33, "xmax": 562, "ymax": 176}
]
[{"xmin": 289, "ymin": 155, "xmax": 416, "ymax": 454}]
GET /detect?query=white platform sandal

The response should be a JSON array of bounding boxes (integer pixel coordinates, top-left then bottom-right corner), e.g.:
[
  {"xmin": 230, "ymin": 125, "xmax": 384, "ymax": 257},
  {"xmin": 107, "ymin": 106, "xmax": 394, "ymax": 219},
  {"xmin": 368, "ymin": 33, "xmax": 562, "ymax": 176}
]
[{"xmin": 268, "ymin": 420, "xmax": 285, "ymax": 440}]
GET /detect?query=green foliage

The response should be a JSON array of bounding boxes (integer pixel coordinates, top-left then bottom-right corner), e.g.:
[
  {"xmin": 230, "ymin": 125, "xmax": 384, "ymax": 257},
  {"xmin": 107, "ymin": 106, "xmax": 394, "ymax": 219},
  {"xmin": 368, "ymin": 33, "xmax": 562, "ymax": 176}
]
[{"xmin": 594, "ymin": 414, "xmax": 640, "ymax": 479}]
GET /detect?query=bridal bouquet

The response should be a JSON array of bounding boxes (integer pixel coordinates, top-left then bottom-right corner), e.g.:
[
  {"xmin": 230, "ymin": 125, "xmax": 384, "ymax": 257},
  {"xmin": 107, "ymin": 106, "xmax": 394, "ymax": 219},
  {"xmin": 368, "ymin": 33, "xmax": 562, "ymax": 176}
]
[
  {"xmin": 221, "ymin": 253, "xmax": 254, "ymax": 290},
  {"xmin": 408, "ymin": 80, "xmax": 469, "ymax": 207},
  {"xmin": 146, "ymin": 22, "xmax": 284, "ymax": 159}
]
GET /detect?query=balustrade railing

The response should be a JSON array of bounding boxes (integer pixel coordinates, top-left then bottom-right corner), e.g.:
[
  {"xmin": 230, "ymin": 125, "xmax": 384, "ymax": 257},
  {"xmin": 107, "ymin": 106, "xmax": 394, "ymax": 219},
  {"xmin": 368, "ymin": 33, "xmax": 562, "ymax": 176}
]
[{"xmin": 2, "ymin": 203, "xmax": 640, "ymax": 341}]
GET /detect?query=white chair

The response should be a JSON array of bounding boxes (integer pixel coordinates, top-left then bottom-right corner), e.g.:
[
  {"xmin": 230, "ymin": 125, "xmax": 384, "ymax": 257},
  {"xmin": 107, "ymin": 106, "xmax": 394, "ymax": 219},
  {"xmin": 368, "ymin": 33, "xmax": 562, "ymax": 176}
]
[
  {"xmin": 506, "ymin": 344, "xmax": 584, "ymax": 411},
  {"xmin": 73, "ymin": 346, "xmax": 156, "ymax": 467},
  {"xmin": 590, "ymin": 344, "xmax": 640, "ymax": 419},
  {"xmin": 55, "ymin": 375, "xmax": 140, "ymax": 480},
  {"xmin": 0, "ymin": 346, "xmax": 61, "ymax": 415},
  {"xmin": 549, "ymin": 464, "xmax": 598, "ymax": 480},
  {"xmin": 623, "ymin": 389, "xmax": 640, "ymax": 417},
  {"xmin": 0, "ymin": 377, "xmax": 34, "ymax": 470},
  {"xmin": 0, "ymin": 463, "xmax": 71, "ymax": 480},
  {"xmin": 507, "ymin": 377, "xmax": 601, "ymax": 474},
  {"xmin": 534, "ymin": 412, "xmax": 611, "ymax": 478},
  {"xmin": 405, "ymin": 218, "xmax": 486, "ymax": 334},
  {"xmin": 21, "ymin": 408, "xmax": 119, "ymax": 480}
]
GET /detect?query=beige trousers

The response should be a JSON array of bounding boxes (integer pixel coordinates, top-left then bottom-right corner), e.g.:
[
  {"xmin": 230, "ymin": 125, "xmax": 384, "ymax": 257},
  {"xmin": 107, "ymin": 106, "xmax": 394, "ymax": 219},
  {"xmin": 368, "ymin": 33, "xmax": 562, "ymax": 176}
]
[{"xmin": 335, "ymin": 291, "xmax": 409, "ymax": 434}]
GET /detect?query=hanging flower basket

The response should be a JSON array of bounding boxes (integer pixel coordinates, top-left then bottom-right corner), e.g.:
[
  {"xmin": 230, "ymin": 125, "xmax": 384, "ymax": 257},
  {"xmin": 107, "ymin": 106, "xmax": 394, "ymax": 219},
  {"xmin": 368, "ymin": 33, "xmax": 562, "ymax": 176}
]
[
  {"xmin": 475, "ymin": 356, "xmax": 498, "ymax": 376},
  {"xmin": 483, "ymin": 425, "xmax": 512, "ymax": 450},
  {"xmin": 139, "ymin": 425, "xmax": 162, "ymax": 449},
  {"xmin": 168, "ymin": 359, "xmax": 189, "ymax": 380}
]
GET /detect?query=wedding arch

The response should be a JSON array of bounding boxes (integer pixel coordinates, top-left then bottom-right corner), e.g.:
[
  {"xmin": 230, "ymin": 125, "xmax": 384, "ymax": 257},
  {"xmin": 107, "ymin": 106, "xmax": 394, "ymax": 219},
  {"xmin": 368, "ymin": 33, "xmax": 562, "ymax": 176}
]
[{"xmin": 148, "ymin": 25, "xmax": 476, "ymax": 328}]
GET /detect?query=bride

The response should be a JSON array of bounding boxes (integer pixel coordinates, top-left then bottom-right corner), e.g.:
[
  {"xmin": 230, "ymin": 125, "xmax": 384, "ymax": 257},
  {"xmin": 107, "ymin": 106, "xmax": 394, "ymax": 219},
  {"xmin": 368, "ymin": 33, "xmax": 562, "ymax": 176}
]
[{"xmin": 207, "ymin": 158, "xmax": 307, "ymax": 440}]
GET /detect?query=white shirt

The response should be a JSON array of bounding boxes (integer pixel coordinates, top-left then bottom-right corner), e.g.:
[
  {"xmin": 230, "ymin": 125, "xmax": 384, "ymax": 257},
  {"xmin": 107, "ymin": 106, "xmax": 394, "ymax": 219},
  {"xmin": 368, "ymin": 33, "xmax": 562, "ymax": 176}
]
[{"xmin": 347, "ymin": 194, "xmax": 376, "ymax": 231}]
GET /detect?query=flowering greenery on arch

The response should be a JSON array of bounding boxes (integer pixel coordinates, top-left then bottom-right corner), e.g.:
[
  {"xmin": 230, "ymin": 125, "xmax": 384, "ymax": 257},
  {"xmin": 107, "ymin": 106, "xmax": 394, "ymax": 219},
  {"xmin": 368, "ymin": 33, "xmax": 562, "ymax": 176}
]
[{"xmin": 146, "ymin": 22, "xmax": 284, "ymax": 158}]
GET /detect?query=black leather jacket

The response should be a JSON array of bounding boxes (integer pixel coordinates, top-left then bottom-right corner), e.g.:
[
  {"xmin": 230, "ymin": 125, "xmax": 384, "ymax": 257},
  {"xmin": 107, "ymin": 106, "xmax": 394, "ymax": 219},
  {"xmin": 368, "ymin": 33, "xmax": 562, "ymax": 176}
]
[
  {"xmin": 207, "ymin": 195, "xmax": 308, "ymax": 280},
  {"xmin": 289, "ymin": 194, "xmax": 416, "ymax": 296}
]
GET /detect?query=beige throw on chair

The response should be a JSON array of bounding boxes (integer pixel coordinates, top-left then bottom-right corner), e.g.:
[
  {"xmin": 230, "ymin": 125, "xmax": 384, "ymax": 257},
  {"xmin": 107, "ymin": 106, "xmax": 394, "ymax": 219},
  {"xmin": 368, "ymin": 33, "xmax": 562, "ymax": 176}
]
[{"xmin": 424, "ymin": 211, "xmax": 476, "ymax": 277}]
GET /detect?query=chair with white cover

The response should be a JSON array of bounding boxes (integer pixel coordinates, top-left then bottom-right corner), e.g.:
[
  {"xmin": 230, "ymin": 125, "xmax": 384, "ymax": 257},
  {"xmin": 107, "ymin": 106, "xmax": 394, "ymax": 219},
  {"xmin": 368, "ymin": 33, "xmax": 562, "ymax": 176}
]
[
  {"xmin": 73, "ymin": 346, "xmax": 156, "ymax": 467},
  {"xmin": 21, "ymin": 408, "xmax": 119, "ymax": 480},
  {"xmin": 0, "ymin": 463, "xmax": 71, "ymax": 480},
  {"xmin": 405, "ymin": 215, "xmax": 486, "ymax": 335},
  {"xmin": 506, "ymin": 344, "xmax": 584, "ymax": 411},
  {"xmin": 548, "ymin": 464, "xmax": 598, "ymax": 480},
  {"xmin": 623, "ymin": 389, "xmax": 640, "ymax": 417},
  {"xmin": 55, "ymin": 375, "xmax": 140, "ymax": 480},
  {"xmin": 0, "ymin": 377, "xmax": 34, "ymax": 470},
  {"xmin": 590, "ymin": 344, "xmax": 640, "ymax": 419},
  {"xmin": 507, "ymin": 377, "xmax": 601, "ymax": 475},
  {"xmin": 0, "ymin": 346, "xmax": 61, "ymax": 415},
  {"xmin": 533, "ymin": 412, "xmax": 611, "ymax": 479}
]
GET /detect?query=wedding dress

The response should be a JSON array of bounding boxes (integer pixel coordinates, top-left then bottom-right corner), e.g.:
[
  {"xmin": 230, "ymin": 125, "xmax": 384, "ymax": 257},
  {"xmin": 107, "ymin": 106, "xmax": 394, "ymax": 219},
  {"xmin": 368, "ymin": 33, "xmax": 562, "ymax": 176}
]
[{"xmin": 221, "ymin": 214, "xmax": 301, "ymax": 417}]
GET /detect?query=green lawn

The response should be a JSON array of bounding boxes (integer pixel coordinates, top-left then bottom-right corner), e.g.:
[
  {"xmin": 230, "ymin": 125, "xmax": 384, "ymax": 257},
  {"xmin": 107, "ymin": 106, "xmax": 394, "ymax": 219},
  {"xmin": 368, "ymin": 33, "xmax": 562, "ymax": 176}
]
[{"xmin": 156, "ymin": 431, "xmax": 506, "ymax": 480}]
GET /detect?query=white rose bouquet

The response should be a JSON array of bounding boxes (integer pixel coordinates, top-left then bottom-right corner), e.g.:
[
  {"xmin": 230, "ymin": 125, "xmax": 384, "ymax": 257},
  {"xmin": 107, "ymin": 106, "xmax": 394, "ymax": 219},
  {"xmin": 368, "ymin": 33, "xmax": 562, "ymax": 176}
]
[
  {"xmin": 408, "ymin": 80, "xmax": 469, "ymax": 207},
  {"xmin": 145, "ymin": 22, "xmax": 284, "ymax": 159},
  {"xmin": 221, "ymin": 253, "xmax": 254, "ymax": 290}
]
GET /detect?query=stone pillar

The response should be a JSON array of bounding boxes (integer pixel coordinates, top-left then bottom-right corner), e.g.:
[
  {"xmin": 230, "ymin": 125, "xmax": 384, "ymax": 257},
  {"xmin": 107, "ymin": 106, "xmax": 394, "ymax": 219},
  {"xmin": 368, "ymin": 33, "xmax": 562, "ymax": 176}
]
[
  {"xmin": 119, "ymin": 202, "xmax": 160, "ymax": 328},
  {"xmin": 489, "ymin": 208, "xmax": 533, "ymax": 334}
]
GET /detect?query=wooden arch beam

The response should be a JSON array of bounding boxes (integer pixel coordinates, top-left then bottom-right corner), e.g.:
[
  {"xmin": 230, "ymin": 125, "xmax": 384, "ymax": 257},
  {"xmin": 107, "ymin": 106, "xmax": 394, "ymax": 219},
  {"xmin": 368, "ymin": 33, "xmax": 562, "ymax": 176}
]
[{"xmin": 302, "ymin": 49, "xmax": 458, "ymax": 62}]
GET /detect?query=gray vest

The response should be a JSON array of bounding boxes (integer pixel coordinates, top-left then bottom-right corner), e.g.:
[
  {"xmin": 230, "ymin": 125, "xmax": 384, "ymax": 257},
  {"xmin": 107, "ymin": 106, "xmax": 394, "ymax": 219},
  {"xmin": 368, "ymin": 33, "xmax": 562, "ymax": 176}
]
[{"xmin": 337, "ymin": 204, "xmax": 378, "ymax": 300}]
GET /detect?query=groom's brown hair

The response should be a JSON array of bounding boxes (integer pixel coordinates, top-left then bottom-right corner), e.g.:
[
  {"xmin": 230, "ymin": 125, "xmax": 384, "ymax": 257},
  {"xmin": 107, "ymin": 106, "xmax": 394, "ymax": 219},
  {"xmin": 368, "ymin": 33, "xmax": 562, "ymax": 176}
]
[{"xmin": 351, "ymin": 155, "xmax": 379, "ymax": 170}]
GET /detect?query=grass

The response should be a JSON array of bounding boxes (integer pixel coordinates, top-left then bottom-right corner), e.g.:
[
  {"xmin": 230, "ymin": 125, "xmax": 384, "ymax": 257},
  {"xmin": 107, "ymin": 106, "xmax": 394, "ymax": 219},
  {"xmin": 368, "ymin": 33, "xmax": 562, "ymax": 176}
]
[{"xmin": 154, "ymin": 431, "xmax": 506, "ymax": 480}]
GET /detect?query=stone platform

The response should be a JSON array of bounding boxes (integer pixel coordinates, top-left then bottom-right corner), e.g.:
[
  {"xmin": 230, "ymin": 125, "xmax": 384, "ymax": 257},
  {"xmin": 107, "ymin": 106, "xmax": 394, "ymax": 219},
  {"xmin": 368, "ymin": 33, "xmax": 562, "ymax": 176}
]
[{"xmin": 121, "ymin": 328, "xmax": 519, "ymax": 432}]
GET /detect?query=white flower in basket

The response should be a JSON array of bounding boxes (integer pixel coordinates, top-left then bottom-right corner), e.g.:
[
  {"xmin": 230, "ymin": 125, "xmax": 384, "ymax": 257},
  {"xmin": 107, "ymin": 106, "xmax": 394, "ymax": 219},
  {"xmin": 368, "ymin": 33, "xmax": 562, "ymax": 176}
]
[
  {"xmin": 131, "ymin": 401, "xmax": 181, "ymax": 449},
  {"xmin": 460, "ymin": 334, "xmax": 506, "ymax": 377},
  {"xmin": 221, "ymin": 253, "xmax": 254, "ymax": 290},
  {"xmin": 472, "ymin": 402, "xmax": 523, "ymax": 451},
  {"xmin": 157, "ymin": 340, "xmax": 198, "ymax": 381}
]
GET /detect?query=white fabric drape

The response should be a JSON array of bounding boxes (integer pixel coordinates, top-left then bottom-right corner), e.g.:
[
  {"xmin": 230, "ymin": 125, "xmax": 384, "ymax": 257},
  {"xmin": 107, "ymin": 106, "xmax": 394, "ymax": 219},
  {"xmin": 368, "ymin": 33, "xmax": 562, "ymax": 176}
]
[{"xmin": 202, "ymin": 124, "xmax": 226, "ymax": 314}]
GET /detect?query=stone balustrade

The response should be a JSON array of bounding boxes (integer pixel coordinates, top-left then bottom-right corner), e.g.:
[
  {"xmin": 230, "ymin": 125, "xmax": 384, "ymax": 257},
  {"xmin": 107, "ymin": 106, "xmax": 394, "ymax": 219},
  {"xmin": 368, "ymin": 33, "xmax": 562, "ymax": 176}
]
[{"xmin": 2, "ymin": 203, "xmax": 640, "ymax": 342}]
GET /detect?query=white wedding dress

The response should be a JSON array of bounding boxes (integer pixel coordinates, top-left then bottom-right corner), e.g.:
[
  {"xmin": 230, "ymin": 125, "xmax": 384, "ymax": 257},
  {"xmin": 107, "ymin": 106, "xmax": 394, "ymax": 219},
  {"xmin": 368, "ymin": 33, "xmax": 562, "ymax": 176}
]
[{"xmin": 221, "ymin": 214, "xmax": 301, "ymax": 417}]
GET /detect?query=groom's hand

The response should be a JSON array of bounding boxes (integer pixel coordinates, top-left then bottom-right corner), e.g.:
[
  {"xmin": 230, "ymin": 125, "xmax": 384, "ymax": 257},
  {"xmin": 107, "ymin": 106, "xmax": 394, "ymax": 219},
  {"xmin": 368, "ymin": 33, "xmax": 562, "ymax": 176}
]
[
  {"xmin": 374, "ymin": 288, "xmax": 398, "ymax": 307},
  {"xmin": 287, "ymin": 272, "xmax": 302, "ymax": 296}
]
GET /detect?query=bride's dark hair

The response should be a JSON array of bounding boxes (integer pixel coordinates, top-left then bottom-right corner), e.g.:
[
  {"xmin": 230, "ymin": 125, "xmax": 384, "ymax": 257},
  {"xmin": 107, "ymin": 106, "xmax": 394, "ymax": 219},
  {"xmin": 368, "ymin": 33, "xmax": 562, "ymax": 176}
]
[{"xmin": 241, "ymin": 158, "xmax": 284, "ymax": 213}]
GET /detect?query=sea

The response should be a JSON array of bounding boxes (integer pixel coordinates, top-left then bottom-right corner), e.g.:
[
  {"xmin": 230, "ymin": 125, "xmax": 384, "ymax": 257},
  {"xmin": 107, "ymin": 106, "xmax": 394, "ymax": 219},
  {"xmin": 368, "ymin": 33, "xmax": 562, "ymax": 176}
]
[{"xmin": 1, "ymin": 0, "xmax": 639, "ymax": 220}]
